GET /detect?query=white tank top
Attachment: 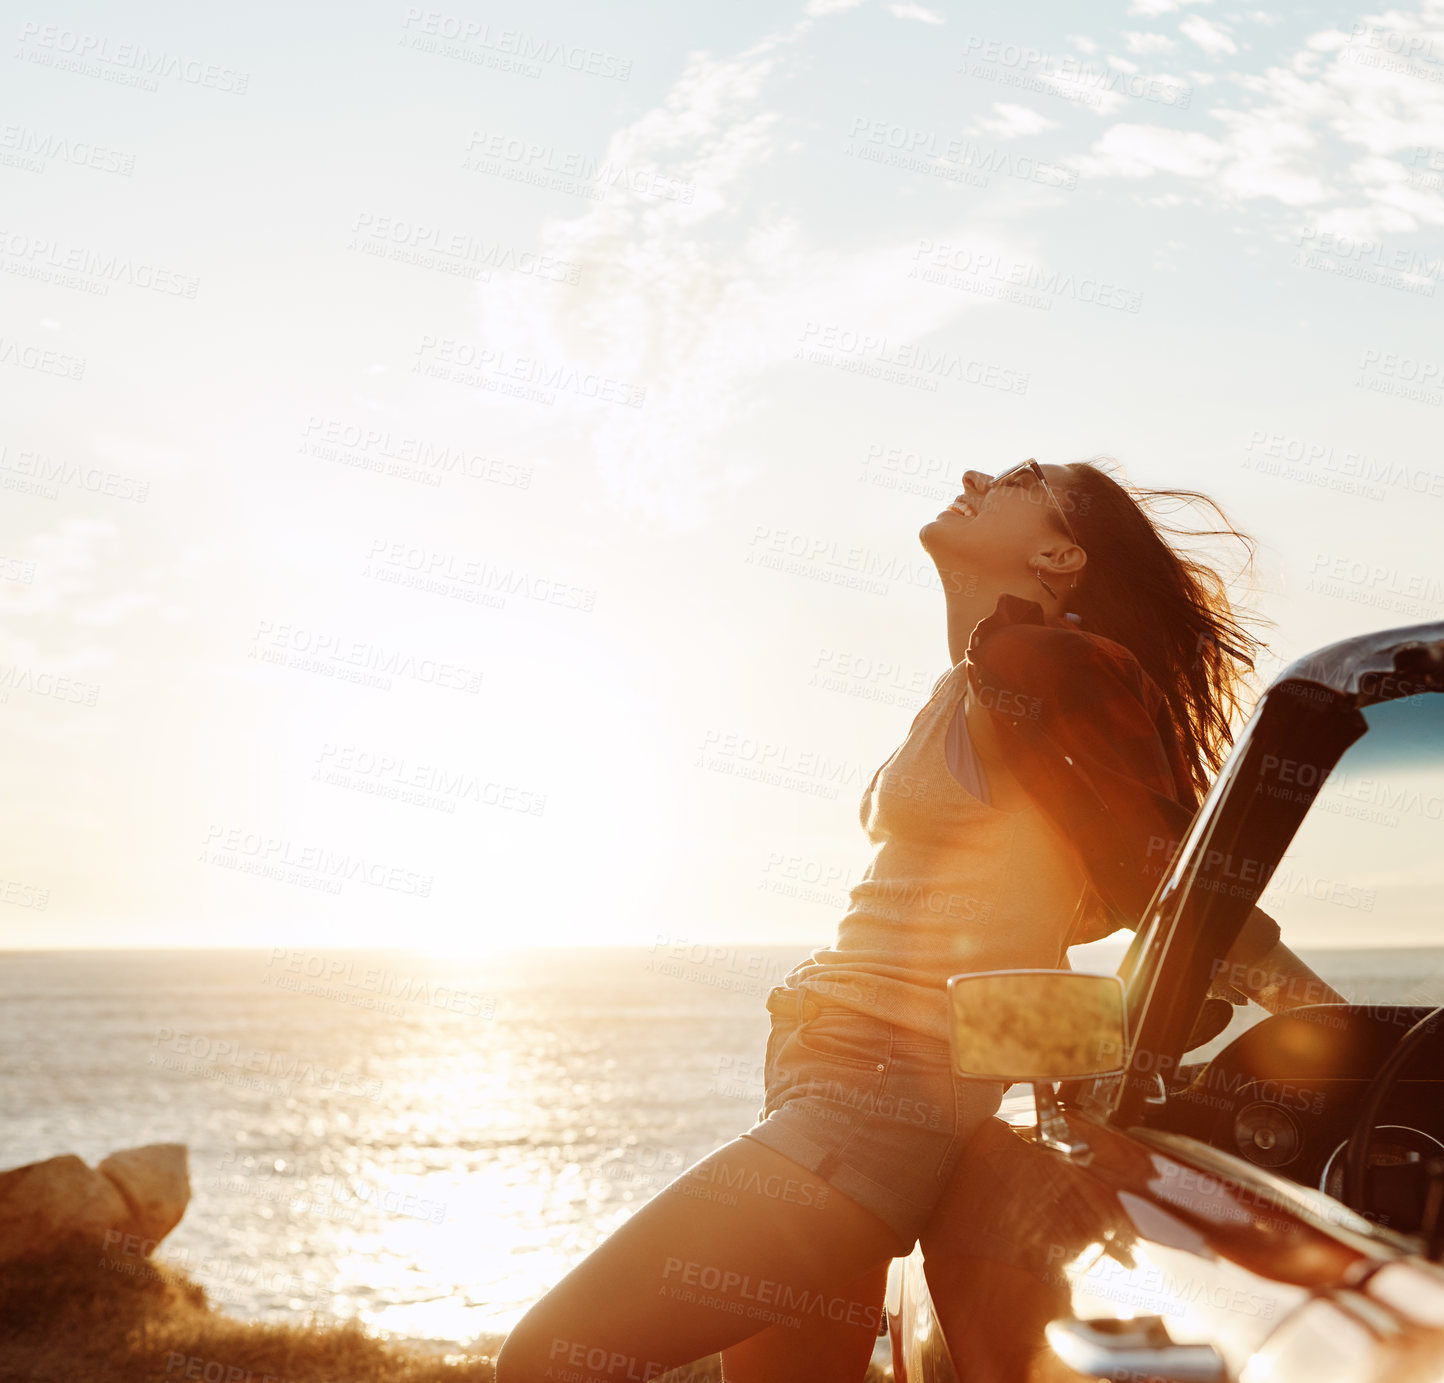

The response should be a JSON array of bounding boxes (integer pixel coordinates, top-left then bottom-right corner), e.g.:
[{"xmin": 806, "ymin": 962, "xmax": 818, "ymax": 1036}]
[{"xmin": 782, "ymin": 660, "xmax": 1090, "ymax": 1044}]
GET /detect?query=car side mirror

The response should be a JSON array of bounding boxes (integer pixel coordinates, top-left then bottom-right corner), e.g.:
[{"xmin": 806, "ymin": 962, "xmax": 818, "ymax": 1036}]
[
  {"xmin": 947, "ymin": 970, "xmax": 1128, "ymax": 1082},
  {"xmin": 947, "ymin": 970, "xmax": 1129, "ymax": 1160}
]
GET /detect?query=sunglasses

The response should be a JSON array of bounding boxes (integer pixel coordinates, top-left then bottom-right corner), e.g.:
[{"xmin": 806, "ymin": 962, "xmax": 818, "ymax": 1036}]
[{"xmin": 992, "ymin": 458, "xmax": 1078, "ymax": 543}]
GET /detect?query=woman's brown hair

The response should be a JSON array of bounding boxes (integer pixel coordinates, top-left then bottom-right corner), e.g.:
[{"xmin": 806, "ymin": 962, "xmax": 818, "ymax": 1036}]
[{"xmin": 1054, "ymin": 458, "xmax": 1271, "ymax": 806}]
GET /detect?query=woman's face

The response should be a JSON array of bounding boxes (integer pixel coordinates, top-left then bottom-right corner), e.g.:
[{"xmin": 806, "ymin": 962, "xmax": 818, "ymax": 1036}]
[{"xmin": 918, "ymin": 461, "xmax": 1082, "ymax": 579}]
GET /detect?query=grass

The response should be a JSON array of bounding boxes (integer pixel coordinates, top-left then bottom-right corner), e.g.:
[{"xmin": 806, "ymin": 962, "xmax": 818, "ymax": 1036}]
[
  {"xmin": 0, "ymin": 1245, "xmax": 501, "ymax": 1383},
  {"xmin": 0, "ymin": 1245, "xmax": 894, "ymax": 1382}
]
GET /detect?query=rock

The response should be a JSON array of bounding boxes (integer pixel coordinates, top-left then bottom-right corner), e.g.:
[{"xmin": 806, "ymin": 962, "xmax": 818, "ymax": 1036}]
[
  {"xmin": 98, "ymin": 1144, "xmax": 190, "ymax": 1245},
  {"xmin": 0, "ymin": 1144, "xmax": 190, "ymax": 1264},
  {"xmin": 0, "ymin": 1154, "xmax": 131, "ymax": 1263}
]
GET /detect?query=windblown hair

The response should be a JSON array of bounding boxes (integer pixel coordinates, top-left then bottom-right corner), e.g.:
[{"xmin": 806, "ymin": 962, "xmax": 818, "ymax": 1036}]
[{"xmin": 1053, "ymin": 458, "xmax": 1271, "ymax": 805}]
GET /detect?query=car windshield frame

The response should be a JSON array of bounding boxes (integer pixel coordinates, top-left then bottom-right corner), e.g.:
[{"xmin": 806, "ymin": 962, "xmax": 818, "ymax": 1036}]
[{"xmin": 1104, "ymin": 624, "xmax": 1444, "ymax": 1128}]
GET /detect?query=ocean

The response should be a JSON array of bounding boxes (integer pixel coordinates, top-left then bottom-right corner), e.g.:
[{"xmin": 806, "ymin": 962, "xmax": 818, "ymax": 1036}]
[
  {"xmin": 3, "ymin": 943, "xmax": 1441, "ymax": 1351},
  {"xmin": 0, "ymin": 944, "xmax": 813, "ymax": 1349}
]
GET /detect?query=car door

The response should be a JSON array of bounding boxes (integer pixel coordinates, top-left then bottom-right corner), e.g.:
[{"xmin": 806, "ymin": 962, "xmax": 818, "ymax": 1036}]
[{"xmin": 915, "ymin": 1101, "xmax": 1324, "ymax": 1382}]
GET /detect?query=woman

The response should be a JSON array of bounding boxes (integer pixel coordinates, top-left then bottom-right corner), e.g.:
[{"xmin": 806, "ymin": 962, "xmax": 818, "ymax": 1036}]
[{"xmin": 495, "ymin": 459, "xmax": 1339, "ymax": 1383}]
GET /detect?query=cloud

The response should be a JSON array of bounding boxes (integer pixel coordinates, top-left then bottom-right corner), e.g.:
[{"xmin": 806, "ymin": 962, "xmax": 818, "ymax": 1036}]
[
  {"xmin": 1126, "ymin": 0, "xmax": 1211, "ymax": 15},
  {"xmin": 1077, "ymin": 8, "xmax": 1444, "ymax": 234},
  {"xmin": 887, "ymin": 1, "xmax": 945, "ymax": 22},
  {"xmin": 1122, "ymin": 31, "xmax": 1180, "ymax": 54},
  {"xmin": 1080, "ymin": 124, "xmax": 1227, "ymax": 178},
  {"xmin": 970, "ymin": 103, "xmax": 1061, "ymax": 138},
  {"xmin": 1179, "ymin": 14, "xmax": 1238, "ymax": 56},
  {"xmin": 1208, "ymin": 106, "xmax": 1331, "ymax": 204},
  {"xmin": 464, "ymin": 22, "xmax": 1007, "ymax": 526},
  {"xmin": 0, "ymin": 515, "xmax": 122, "ymax": 671},
  {"xmin": 1024, "ymin": 56, "xmax": 1195, "ymax": 118}
]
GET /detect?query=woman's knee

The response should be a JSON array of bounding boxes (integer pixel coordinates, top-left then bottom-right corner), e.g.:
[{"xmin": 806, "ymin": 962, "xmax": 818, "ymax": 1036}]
[
  {"xmin": 493, "ymin": 1321, "xmax": 546, "ymax": 1383},
  {"xmin": 494, "ymin": 1301, "xmax": 587, "ymax": 1383},
  {"xmin": 495, "ymin": 1321, "xmax": 600, "ymax": 1383}
]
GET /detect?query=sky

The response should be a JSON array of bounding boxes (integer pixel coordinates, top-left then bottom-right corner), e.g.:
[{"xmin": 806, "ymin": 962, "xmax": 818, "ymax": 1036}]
[{"xmin": 3, "ymin": 0, "xmax": 1443, "ymax": 952}]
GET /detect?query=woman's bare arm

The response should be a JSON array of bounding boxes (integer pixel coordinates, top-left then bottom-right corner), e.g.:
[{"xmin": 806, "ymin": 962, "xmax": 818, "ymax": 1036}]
[{"xmin": 1211, "ymin": 908, "xmax": 1347, "ymax": 1012}]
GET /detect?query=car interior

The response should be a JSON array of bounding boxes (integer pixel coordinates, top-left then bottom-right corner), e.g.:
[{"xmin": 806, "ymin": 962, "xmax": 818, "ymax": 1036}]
[{"xmin": 1127, "ymin": 690, "xmax": 1444, "ymax": 1242}]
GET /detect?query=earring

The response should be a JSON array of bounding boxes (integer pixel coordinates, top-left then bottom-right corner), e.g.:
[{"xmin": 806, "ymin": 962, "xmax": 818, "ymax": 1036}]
[{"xmin": 1034, "ymin": 568, "xmax": 1078, "ymax": 600}]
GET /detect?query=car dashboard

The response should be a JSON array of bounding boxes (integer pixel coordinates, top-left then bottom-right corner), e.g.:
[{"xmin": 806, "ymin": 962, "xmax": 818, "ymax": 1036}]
[{"xmin": 1151, "ymin": 1004, "xmax": 1444, "ymax": 1231}]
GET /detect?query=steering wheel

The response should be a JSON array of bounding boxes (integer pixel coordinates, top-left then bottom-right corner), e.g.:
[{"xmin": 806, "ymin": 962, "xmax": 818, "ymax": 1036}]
[{"xmin": 1342, "ymin": 1004, "xmax": 1444, "ymax": 1214}]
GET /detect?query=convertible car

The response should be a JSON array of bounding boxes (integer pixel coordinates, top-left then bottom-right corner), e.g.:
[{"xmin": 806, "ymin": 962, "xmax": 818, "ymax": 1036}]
[{"xmin": 884, "ymin": 618, "xmax": 1444, "ymax": 1383}]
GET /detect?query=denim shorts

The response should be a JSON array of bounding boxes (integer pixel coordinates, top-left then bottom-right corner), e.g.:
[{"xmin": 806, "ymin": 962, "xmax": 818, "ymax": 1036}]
[{"xmin": 738, "ymin": 983, "xmax": 1005, "ymax": 1252}]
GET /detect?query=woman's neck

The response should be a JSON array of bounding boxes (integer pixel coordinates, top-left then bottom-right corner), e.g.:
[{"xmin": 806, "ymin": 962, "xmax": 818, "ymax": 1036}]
[{"xmin": 942, "ymin": 572, "xmax": 1063, "ymax": 666}]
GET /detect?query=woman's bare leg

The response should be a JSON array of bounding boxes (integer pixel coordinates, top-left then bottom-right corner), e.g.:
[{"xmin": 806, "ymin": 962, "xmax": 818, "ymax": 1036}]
[
  {"xmin": 719, "ymin": 1258, "xmax": 890, "ymax": 1383},
  {"xmin": 494, "ymin": 1135, "xmax": 907, "ymax": 1383}
]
